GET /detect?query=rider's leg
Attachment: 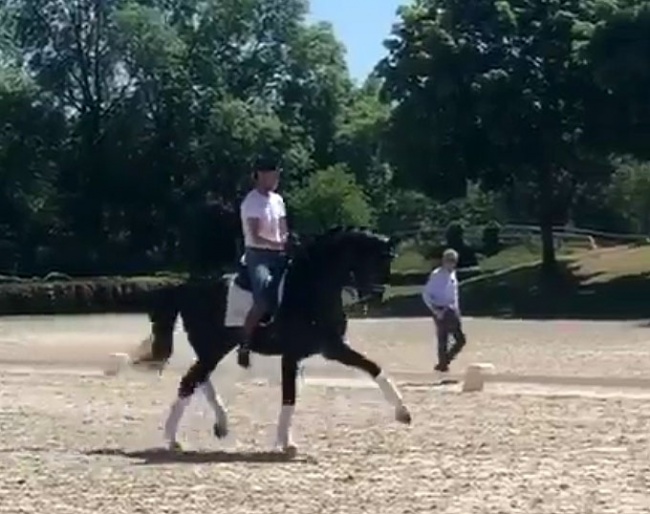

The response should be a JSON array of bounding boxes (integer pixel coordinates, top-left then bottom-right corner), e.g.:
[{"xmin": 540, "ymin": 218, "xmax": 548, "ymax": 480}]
[
  {"xmin": 242, "ymin": 301, "xmax": 266, "ymax": 340},
  {"xmin": 237, "ymin": 252, "xmax": 272, "ymax": 367},
  {"xmin": 264, "ymin": 252, "xmax": 288, "ymax": 313},
  {"xmin": 243, "ymin": 262, "xmax": 271, "ymax": 341}
]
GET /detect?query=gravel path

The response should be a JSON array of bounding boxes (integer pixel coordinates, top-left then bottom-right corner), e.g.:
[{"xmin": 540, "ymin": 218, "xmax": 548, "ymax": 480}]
[{"xmin": 1, "ymin": 315, "xmax": 649, "ymax": 513}]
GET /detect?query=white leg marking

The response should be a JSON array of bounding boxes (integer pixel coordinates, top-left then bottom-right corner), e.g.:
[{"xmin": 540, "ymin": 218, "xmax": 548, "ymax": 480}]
[
  {"xmin": 164, "ymin": 396, "xmax": 190, "ymax": 449},
  {"xmin": 201, "ymin": 380, "xmax": 228, "ymax": 436},
  {"xmin": 275, "ymin": 405, "xmax": 296, "ymax": 453},
  {"xmin": 375, "ymin": 372, "xmax": 411, "ymax": 424}
]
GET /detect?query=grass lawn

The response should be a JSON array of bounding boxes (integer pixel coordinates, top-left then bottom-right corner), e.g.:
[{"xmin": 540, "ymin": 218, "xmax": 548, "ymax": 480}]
[{"xmin": 375, "ymin": 245, "xmax": 650, "ymax": 320}]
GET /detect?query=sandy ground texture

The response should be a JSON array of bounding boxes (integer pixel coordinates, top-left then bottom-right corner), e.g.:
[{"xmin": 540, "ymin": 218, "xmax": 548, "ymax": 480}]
[{"xmin": 1, "ymin": 314, "xmax": 650, "ymax": 514}]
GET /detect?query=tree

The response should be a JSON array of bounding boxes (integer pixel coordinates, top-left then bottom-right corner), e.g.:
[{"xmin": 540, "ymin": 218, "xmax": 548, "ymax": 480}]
[
  {"xmin": 379, "ymin": 0, "xmax": 615, "ymax": 270},
  {"xmin": 606, "ymin": 158, "xmax": 650, "ymax": 234},
  {"xmin": 287, "ymin": 165, "xmax": 373, "ymax": 234},
  {"xmin": 0, "ymin": 0, "xmax": 362, "ymax": 274},
  {"xmin": 585, "ymin": 3, "xmax": 650, "ymax": 159},
  {"xmin": 0, "ymin": 69, "xmax": 64, "ymax": 272}
]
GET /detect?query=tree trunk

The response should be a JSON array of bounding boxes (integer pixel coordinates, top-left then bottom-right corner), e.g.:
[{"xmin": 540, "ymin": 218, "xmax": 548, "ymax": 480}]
[{"xmin": 538, "ymin": 167, "xmax": 557, "ymax": 273}]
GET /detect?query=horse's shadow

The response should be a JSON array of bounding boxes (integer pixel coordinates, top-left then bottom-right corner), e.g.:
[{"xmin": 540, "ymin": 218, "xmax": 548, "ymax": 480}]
[{"xmin": 86, "ymin": 447, "xmax": 317, "ymax": 465}]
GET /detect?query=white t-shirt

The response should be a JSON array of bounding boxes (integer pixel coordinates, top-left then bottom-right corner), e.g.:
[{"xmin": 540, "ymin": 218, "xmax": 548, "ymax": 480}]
[
  {"xmin": 421, "ymin": 267, "xmax": 459, "ymax": 313},
  {"xmin": 240, "ymin": 189, "xmax": 286, "ymax": 249}
]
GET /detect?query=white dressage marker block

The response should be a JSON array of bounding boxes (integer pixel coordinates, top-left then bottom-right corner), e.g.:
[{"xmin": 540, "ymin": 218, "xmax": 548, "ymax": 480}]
[
  {"xmin": 462, "ymin": 363, "xmax": 496, "ymax": 393},
  {"xmin": 104, "ymin": 352, "xmax": 131, "ymax": 376}
]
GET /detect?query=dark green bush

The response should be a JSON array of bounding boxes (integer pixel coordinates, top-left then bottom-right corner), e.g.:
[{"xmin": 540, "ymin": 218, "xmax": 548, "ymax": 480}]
[
  {"xmin": 0, "ymin": 277, "xmax": 183, "ymax": 315},
  {"xmin": 482, "ymin": 221, "xmax": 503, "ymax": 256},
  {"xmin": 444, "ymin": 221, "xmax": 478, "ymax": 267}
]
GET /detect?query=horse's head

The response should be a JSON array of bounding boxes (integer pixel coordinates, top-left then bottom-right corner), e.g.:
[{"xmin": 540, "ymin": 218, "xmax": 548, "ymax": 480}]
[{"xmin": 311, "ymin": 226, "xmax": 397, "ymax": 302}]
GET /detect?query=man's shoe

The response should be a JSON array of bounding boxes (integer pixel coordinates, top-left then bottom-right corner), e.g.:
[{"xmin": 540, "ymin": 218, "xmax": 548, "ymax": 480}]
[{"xmin": 434, "ymin": 363, "xmax": 449, "ymax": 373}]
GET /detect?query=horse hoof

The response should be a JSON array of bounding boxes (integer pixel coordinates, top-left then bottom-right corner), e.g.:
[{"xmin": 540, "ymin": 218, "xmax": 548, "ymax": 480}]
[
  {"xmin": 276, "ymin": 442, "xmax": 298, "ymax": 458},
  {"xmin": 213, "ymin": 422, "xmax": 228, "ymax": 439},
  {"xmin": 237, "ymin": 350, "xmax": 251, "ymax": 369},
  {"xmin": 395, "ymin": 406, "xmax": 412, "ymax": 425},
  {"xmin": 131, "ymin": 359, "xmax": 167, "ymax": 374},
  {"xmin": 168, "ymin": 440, "xmax": 184, "ymax": 452}
]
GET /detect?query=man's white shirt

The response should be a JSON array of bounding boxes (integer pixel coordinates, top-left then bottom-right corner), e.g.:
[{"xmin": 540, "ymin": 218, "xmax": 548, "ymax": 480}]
[
  {"xmin": 422, "ymin": 267, "xmax": 459, "ymax": 313},
  {"xmin": 240, "ymin": 189, "xmax": 286, "ymax": 249}
]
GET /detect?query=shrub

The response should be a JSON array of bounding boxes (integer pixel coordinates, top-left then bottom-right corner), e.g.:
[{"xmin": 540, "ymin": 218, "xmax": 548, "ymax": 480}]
[
  {"xmin": 482, "ymin": 221, "xmax": 502, "ymax": 256},
  {"xmin": 444, "ymin": 222, "xmax": 478, "ymax": 267},
  {"xmin": 445, "ymin": 222, "xmax": 465, "ymax": 248},
  {"xmin": 0, "ymin": 276, "xmax": 183, "ymax": 315},
  {"xmin": 288, "ymin": 165, "xmax": 374, "ymax": 233}
]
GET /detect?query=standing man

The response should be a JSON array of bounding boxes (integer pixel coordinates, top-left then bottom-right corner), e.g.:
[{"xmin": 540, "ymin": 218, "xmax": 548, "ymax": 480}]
[
  {"xmin": 421, "ymin": 248, "xmax": 468, "ymax": 374},
  {"xmin": 237, "ymin": 158, "xmax": 289, "ymax": 368}
]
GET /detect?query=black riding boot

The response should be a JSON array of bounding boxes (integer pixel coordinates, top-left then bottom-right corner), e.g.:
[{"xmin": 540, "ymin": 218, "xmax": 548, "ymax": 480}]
[{"xmin": 237, "ymin": 305, "xmax": 264, "ymax": 368}]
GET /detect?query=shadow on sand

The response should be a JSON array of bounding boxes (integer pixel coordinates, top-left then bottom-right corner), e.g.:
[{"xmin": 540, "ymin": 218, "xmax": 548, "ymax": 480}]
[{"xmin": 85, "ymin": 447, "xmax": 317, "ymax": 465}]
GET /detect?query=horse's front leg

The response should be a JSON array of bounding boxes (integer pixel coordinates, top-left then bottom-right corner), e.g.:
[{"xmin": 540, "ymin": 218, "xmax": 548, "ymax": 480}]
[
  {"xmin": 323, "ymin": 336, "xmax": 412, "ymax": 425},
  {"xmin": 164, "ymin": 337, "xmax": 233, "ymax": 451},
  {"xmin": 276, "ymin": 354, "xmax": 299, "ymax": 454}
]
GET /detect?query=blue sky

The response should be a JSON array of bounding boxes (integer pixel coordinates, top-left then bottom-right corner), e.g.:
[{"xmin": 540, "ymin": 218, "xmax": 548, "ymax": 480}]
[{"xmin": 307, "ymin": 0, "xmax": 406, "ymax": 82}]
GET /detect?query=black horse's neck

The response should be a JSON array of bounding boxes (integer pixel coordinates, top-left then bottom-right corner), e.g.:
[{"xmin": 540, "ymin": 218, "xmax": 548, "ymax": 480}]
[
  {"xmin": 280, "ymin": 228, "xmax": 359, "ymax": 320},
  {"xmin": 285, "ymin": 242, "xmax": 348, "ymax": 298}
]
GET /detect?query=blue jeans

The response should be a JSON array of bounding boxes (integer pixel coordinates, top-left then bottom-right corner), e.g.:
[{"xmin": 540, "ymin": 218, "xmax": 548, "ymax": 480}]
[{"xmin": 245, "ymin": 248, "xmax": 287, "ymax": 312}]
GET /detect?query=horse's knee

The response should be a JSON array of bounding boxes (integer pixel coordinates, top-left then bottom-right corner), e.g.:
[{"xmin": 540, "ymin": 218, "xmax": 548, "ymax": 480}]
[
  {"xmin": 178, "ymin": 357, "xmax": 218, "ymax": 398},
  {"xmin": 178, "ymin": 376, "xmax": 196, "ymax": 398}
]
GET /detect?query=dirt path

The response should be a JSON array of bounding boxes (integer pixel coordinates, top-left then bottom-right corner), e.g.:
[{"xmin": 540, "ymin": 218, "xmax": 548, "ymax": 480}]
[{"xmin": 1, "ymin": 315, "xmax": 649, "ymax": 513}]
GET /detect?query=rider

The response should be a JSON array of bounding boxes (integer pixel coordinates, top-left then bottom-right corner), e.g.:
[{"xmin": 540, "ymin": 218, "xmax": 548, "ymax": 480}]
[{"xmin": 236, "ymin": 158, "xmax": 289, "ymax": 367}]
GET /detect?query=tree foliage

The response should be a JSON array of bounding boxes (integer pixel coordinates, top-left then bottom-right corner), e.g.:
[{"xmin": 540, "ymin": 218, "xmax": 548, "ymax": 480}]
[
  {"xmin": 379, "ymin": 0, "xmax": 650, "ymax": 268},
  {"xmin": 0, "ymin": 0, "xmax": 649, "ymax": 276},
  {"xmin": 288, "ymin": 165, "xmax": 373, "ymax": 234}
]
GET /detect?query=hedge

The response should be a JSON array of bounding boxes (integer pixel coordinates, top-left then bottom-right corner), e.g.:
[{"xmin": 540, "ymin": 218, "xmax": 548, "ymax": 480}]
[
  {"xmin": 0, "ymin": 275, "xmax": 184, "ymax": 315},
  {"xmin": 0, "ymin": 269, "xmax": 483, "ymax": 316}
]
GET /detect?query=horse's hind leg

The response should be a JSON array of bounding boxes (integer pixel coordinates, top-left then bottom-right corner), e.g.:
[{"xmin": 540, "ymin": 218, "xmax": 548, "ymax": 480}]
[
  {"xmin": 131, "ymin": 285, "xmax": 179, "ymax": 371},
  {"xmin": 323, "ymin": 339, "xmax": 412, "ymax": 425}
]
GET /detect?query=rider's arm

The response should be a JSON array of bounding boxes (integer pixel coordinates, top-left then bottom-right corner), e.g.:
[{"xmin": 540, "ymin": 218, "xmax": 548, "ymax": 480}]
[
  {"xmin": 245, "ymin": 217, "xmax": 284, "ymax": 250},
  {"xmin": 278, "ymin": 197, "xmax": 288, "ymax": 243}
]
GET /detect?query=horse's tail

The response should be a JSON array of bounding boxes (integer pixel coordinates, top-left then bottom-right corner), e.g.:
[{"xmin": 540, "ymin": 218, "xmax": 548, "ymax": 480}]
[{"xmin": 130, "ymin": 283, "xmax": 181, "ymax": 367}]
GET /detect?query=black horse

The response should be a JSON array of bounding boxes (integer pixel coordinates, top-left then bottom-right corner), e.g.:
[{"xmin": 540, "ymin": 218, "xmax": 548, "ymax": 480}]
[{"xmin": 135, "ymin": 227, "xmax": 412, "ymax": 452}]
